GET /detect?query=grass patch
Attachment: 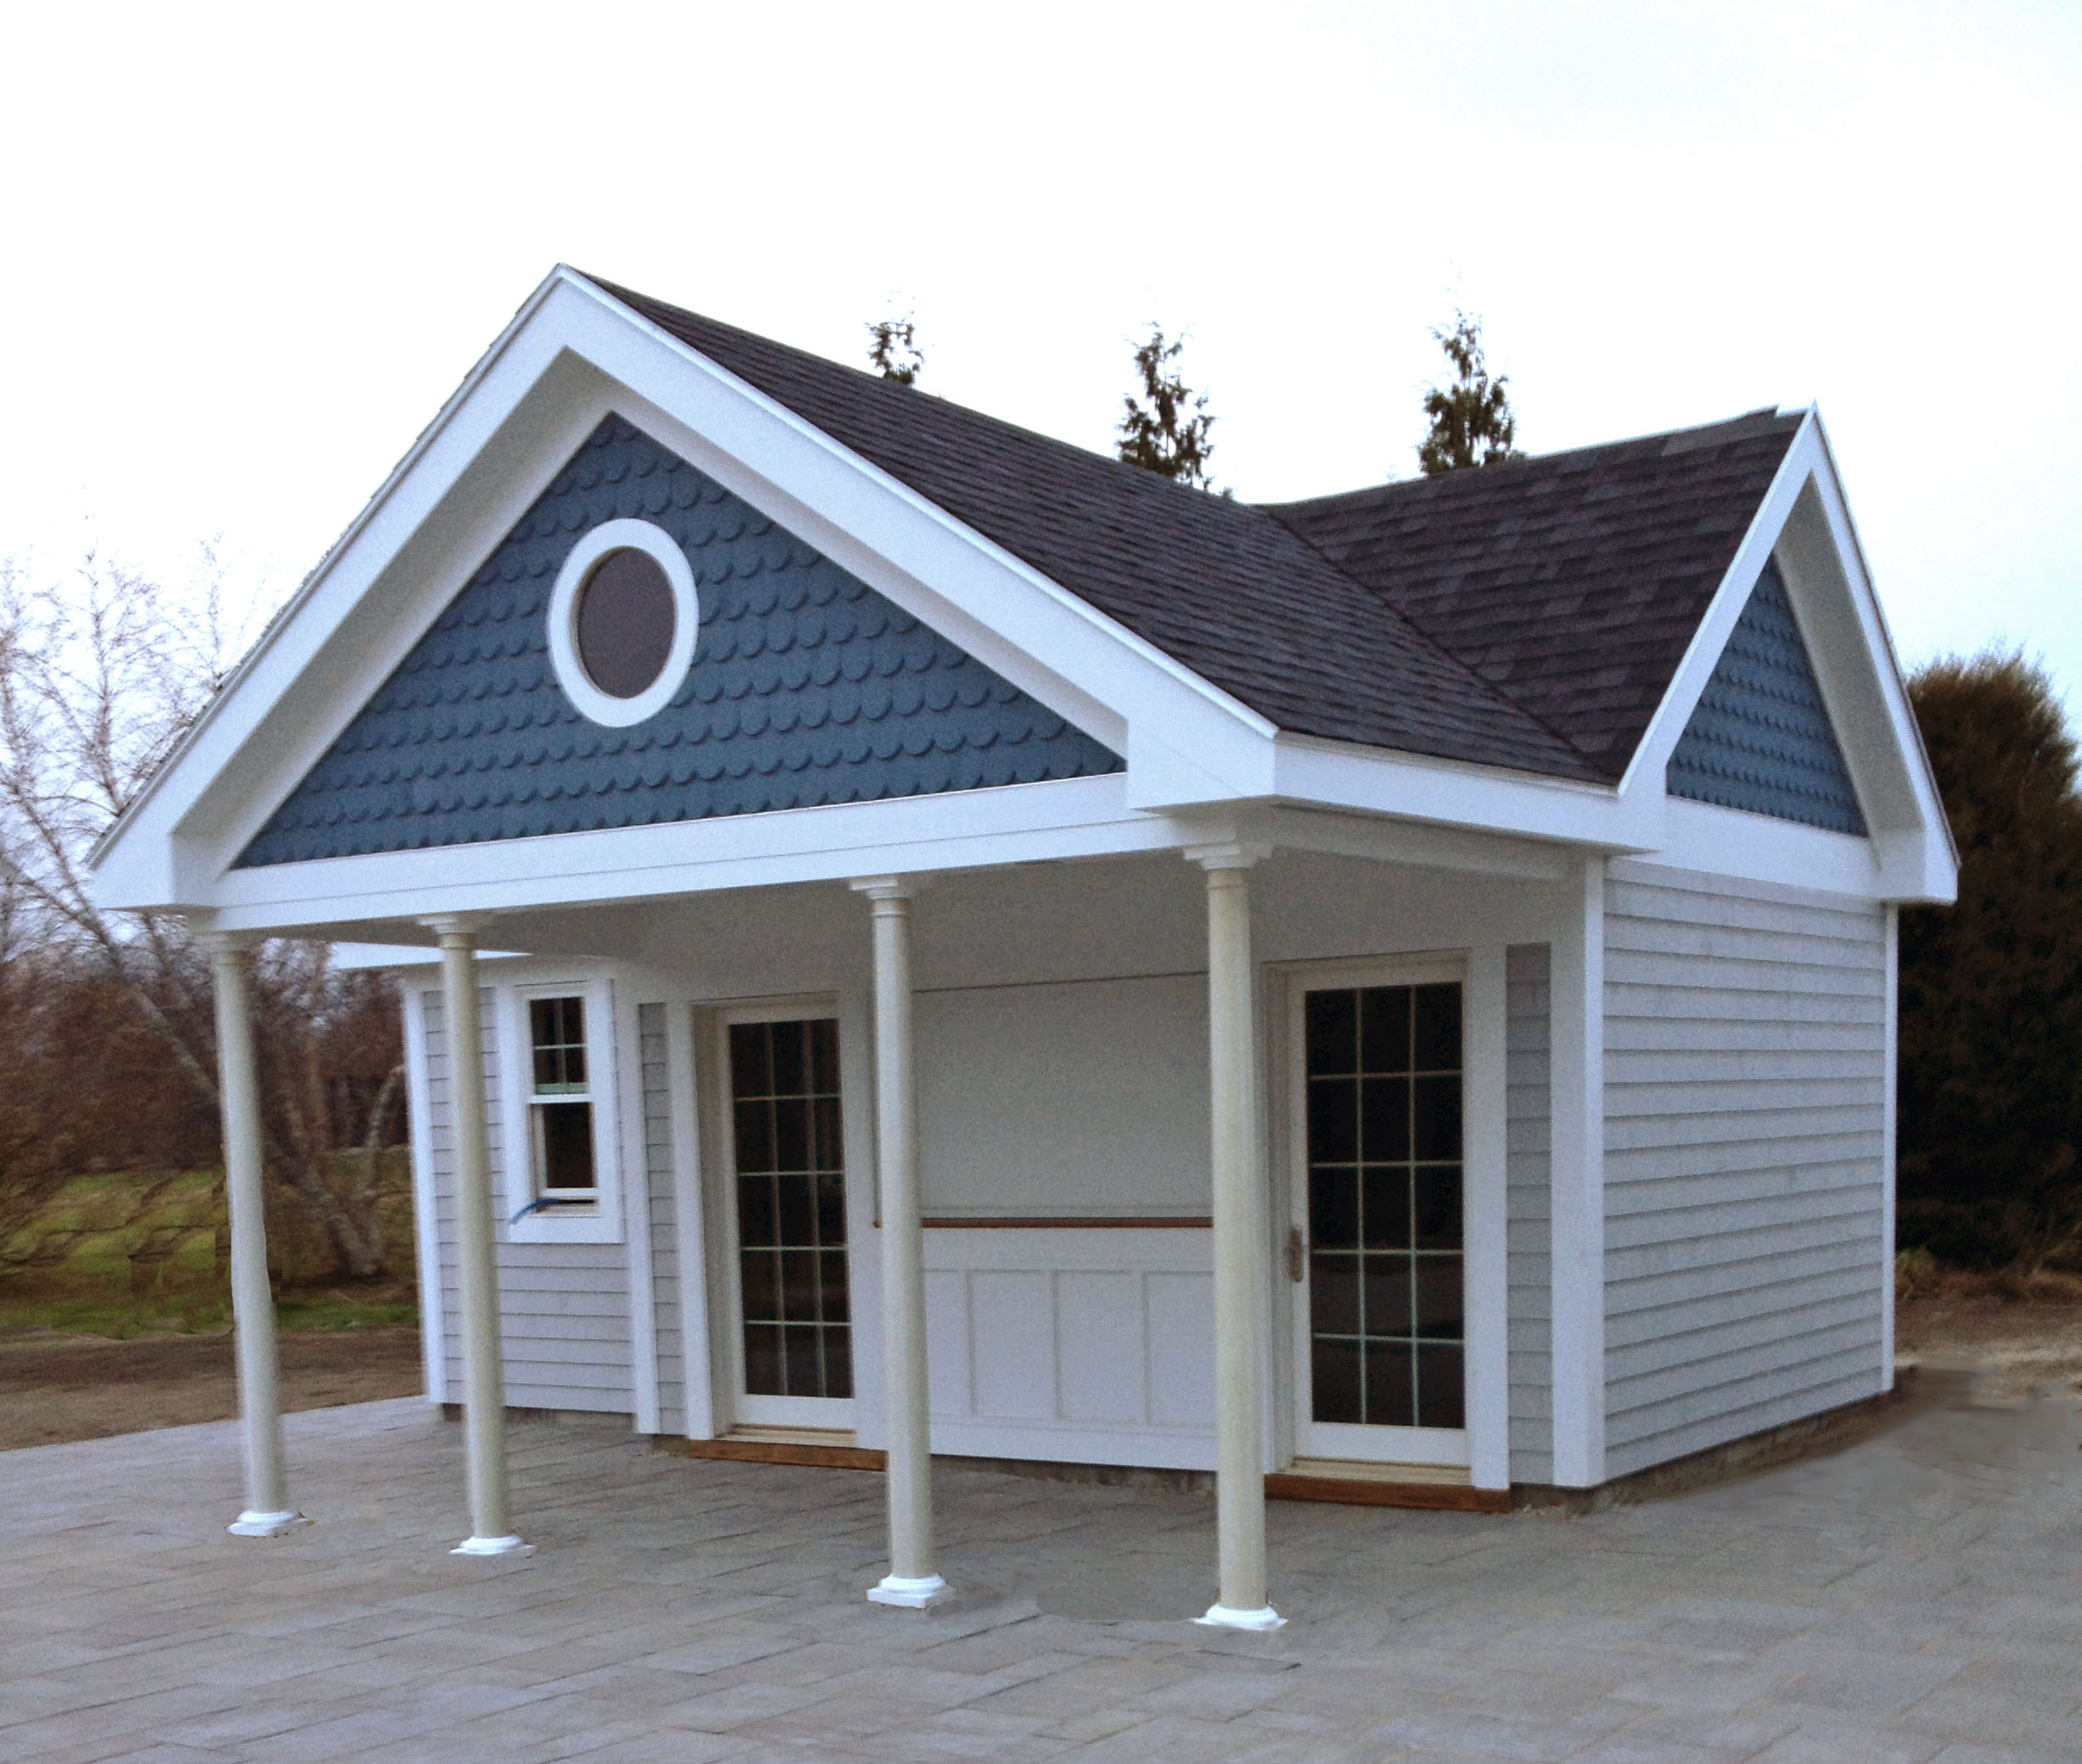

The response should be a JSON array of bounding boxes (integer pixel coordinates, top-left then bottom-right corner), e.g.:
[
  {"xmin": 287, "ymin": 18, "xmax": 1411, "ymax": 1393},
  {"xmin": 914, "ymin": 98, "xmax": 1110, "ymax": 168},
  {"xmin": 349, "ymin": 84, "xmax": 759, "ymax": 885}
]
[
  {"xmin": 3, "ymin": 1162, "xmax": 420, "ymax": 1340},
  {"xmin": 274, "ymin": 1295, "xmax": 418, "ymax": 1331},
  {"xmin": 0, "ymin": 1292, "xmax": 230, "ymax": 1340},
  {"xmin": 0, "ymin": 1288, "xmax": 416, "ymax": 1339}
]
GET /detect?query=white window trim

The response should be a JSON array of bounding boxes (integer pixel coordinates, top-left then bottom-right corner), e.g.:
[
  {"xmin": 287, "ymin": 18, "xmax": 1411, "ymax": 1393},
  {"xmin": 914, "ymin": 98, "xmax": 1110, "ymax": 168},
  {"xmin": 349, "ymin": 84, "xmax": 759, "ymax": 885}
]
[
  {"xmin": 545, "ymin": 517, "xmax": 699, "ymax": 727},
  {"xmin": 497, "ymin": 974, "xmax": 626, "ymax": 1245},
  {"xmin": 1279, "ymin": 951, "xmax": 1504, "ymax": 1476},
  {"xmin": 713, "ymin": 996, "xmax": 857, "ymax": 1431}
]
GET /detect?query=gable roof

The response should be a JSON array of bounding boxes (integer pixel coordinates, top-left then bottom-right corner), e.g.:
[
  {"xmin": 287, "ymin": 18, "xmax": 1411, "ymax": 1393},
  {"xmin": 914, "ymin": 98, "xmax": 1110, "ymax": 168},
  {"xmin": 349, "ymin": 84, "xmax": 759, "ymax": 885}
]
[{"xmin": 586, "ymin": 274, "xmax": 1800, "ymax": 788}]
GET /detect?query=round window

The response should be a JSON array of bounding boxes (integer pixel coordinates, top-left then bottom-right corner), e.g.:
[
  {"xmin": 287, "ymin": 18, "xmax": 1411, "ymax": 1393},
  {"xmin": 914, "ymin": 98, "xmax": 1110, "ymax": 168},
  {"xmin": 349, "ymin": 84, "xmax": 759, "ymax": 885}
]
[
  {"xmin": 575, "ymin": 549, "xmax": 675, "ymax": 699},
  {"xmin": 546, "ymin": 518, "xmax": 699, "ymax": 726}
]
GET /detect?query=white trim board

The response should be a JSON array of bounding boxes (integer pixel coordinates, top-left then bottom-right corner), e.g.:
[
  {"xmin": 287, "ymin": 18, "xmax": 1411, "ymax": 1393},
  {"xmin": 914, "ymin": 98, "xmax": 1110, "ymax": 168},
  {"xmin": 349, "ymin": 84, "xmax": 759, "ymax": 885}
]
[
  {"xmin": 1548, "ymin": 855, "xmax": 1607, "ymax": 1488},
  {"xmin": 1275, "ymin": 951, "xmax": 1508, "ymax": 1488},
  {"xmin": 494, "ymin": 972, "xmax": 626, "ymax": 1246}
]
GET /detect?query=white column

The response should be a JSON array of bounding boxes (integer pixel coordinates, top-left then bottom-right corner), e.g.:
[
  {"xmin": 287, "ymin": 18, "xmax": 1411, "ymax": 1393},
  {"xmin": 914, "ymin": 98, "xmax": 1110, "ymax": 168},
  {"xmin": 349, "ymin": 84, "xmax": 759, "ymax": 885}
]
[
  {"xmin": 426, "ymin": 917, "xmax": 532, "ymax": 1558},
  {"xmin": 850, "ymin": 876, "xmax": 950, "ymax": 1609},
  {"xmin": 204, "ymin": 933, "xmax": 308, "ymax": 1539},
  {"xmin": 1191, "ymin": 845, "xmax": 1283, "ymax": 1630}
]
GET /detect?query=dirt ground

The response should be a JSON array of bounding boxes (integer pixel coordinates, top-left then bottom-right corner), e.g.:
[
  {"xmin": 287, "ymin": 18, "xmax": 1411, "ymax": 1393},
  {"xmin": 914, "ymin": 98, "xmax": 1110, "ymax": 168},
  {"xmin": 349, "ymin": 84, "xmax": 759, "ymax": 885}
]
[
  {"xmin": 1896, "ymin": 1285, "xmax": 2082, "ymax": 1401},
  {"xmin": 0, "ymin": 1324, "xmax": 424, "ymax": 1451}
]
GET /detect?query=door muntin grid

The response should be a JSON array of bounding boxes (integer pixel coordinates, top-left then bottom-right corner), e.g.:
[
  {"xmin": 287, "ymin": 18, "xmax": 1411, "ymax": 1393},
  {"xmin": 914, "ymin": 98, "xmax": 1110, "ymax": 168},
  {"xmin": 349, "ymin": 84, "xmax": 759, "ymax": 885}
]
[
  {"xmin": 728, "ymin": 1017, "xmax": 851, "ymax": 1400},
  {"xmin": 1304, "ymin": 982, "xmax": 1465, "ymax": 1430}
]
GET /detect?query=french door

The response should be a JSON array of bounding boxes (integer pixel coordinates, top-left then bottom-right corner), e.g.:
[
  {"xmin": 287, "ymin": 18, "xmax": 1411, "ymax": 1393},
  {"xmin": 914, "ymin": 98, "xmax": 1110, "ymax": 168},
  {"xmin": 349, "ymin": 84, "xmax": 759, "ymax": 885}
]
[
  {"xmin": 722, "ymin": 1010, "xmax": 856, "ymax": 1430},
  {"xmin": 1291, "ymin": 963, "xmax": 1469, "ymax": 1465}
]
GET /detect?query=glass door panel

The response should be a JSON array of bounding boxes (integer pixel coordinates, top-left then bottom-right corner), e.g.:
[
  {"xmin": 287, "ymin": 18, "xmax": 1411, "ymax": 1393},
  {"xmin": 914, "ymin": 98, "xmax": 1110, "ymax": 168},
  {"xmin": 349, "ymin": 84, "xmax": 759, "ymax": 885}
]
[
  {"xmin": 727, "ymin": 1017, "xmax": 853, "ymax": 1407},
  {"xmin": 1300, "ymin": 981, "xmax": 1465, "ymax": 1454}
]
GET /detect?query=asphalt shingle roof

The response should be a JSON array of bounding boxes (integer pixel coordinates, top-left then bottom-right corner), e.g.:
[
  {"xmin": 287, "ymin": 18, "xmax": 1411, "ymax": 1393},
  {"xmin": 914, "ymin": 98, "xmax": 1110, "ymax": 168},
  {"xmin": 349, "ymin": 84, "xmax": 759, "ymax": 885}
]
[
  {"xmin": 1264, "ymin": 411, "xmax": 1804, "ymax": 780},
  {"xmin": 584, "ymin": 273, "xmax": 1801, "ymax": 787}
]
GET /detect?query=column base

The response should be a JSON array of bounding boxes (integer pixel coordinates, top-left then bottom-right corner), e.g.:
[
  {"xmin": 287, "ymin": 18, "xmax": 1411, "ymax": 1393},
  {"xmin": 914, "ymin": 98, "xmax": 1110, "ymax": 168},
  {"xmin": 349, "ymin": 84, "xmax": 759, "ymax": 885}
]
[
  {"xmin": 451, "ymin": 1534, "xmax": 536, "ymax": 1558},
  {"xmin": 1195, "ymin": 1602, "xmax": 1286, "ymax": 1631},
  {"xmin": 227, "ymin": 1511, "xmax": 310, "ymax": 1539},
  {"xmin": 868, "ymin": 1573, "xmax": 953, "ymax": 1608}
]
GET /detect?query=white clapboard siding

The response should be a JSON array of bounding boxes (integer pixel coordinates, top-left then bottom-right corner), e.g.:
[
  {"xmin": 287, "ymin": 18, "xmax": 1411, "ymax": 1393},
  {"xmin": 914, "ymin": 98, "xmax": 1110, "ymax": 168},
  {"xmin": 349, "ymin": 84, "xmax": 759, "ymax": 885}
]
[
  {"xmin": 638, "ymin": 1004, "xmax": 685, "ymax": 1436},
  {"xmin": 1601, "ymin": 863, "xmax": 1886, "ymax": 1477},
  {"xmin": 1505, "ymin": 942, "xmax": 1553, "ymax": 1484},
  {"xmin": 923, "ymin": 1229, "xmax": 1216, "ymax": 1470},
  {"xmin": 424, "ymin": 991, "xmax": 634, "ymax": 1415}
]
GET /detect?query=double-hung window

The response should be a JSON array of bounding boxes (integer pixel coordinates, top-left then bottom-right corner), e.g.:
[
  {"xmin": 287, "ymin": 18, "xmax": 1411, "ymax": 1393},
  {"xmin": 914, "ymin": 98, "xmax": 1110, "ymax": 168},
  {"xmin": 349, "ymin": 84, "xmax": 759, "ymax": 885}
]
[
  {"xmin": 499, "ymin": 977, "xmax": 623, "ymax": 1245},
  {"xmin": 528, "ymin": 996, "xmax": 596, "ymax": 1201}
]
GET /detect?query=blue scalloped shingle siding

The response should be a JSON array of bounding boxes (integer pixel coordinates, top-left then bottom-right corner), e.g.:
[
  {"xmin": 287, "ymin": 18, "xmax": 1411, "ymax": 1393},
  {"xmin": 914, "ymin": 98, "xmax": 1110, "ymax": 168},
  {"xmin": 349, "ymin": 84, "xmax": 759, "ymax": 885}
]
[
  {"xmin": 234, "ymin": 417, "xmax": 1123, "ymax": 868},
  {"xmin": 1665, "ymin": 560, "xmax": 1865, "ymax": 835}
]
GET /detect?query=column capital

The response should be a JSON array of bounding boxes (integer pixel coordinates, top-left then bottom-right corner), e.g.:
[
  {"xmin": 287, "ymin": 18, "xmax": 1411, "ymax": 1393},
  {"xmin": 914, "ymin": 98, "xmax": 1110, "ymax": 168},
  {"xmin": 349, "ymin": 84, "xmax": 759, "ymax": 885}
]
[
  {"xmin": 419, "ymin": 913, "xmax": 493, "ymax": 942},
  {"xmin": 850, "ymin": 873, "xmax": 930, "ymax": 903},
  {"xmin": 1184, "ymin": 840, "xmax": 1272, "ymax": 873},
  {"xmin": 193, "ymin": 929, "xmax": 260, "ymax": 959}
]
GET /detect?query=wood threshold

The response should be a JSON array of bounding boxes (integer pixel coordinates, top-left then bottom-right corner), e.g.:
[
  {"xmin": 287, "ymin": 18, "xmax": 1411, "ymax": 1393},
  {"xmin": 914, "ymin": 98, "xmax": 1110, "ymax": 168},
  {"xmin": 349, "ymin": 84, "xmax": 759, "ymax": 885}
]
[
  {"xmin": 685, "ymin": 1430, "xmax": 885, "ymax": 1472},
  {"xmin": 919, "ymin": 1215, "xmax": 1212, "ymax": 1230},
  {"xmin": 1266, "ymin": 1470, "xmax": 1510, "ymax": 1513},
  {"xmin": 1288, "ymin": 1456, "xmax": 1470, "ymax": 1487}
]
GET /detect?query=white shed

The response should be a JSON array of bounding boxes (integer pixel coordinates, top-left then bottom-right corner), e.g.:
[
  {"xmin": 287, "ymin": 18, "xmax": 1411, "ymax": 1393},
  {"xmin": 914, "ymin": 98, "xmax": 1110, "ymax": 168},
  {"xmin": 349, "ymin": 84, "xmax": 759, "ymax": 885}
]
[{"xmin": 90, "ymin": 267, "xmax": 1954, "ymax": 1627}]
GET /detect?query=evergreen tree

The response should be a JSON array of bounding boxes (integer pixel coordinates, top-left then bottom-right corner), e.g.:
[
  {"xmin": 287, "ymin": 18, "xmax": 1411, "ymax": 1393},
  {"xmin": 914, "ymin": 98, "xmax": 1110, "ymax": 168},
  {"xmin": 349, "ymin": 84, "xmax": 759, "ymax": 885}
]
[
  {"xmin": 1116, "ymin": 324, "xmax": 1217, "ymax": 490},
  {"xmin": 1898, "ymin": 652, "xmax": 2082, "ymax": 1272},
  {"xmin": 866, "ymin": 314, "xmax": 924, "ymax": 386},
  {"xmin": 1418, "ymin": 310, "xmax": 1522, "ymax": 475}
]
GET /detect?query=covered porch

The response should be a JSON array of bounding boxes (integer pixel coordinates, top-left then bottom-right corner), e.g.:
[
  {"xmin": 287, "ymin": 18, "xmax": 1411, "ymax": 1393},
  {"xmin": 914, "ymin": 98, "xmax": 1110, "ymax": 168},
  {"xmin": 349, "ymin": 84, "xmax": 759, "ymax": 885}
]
[{"xmin": 195, "ymin": 817, "xmax": 1595, "ymax": 1630}]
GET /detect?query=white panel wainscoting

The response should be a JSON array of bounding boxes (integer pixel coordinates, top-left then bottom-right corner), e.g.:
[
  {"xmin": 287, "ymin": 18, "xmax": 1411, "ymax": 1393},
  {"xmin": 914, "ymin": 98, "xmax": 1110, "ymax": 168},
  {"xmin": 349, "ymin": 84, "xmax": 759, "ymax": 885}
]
[{"xmin": 921, "ymin": 1227, "xmax": 1216, "ymax": 1470}]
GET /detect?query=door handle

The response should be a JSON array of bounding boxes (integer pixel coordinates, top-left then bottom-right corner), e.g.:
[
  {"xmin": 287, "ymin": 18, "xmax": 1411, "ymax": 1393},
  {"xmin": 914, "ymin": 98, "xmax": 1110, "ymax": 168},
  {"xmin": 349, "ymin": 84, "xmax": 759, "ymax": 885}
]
[{"xmin": 1287, "ymin": 1225, "xmax": 1306, "ymax": 1283}]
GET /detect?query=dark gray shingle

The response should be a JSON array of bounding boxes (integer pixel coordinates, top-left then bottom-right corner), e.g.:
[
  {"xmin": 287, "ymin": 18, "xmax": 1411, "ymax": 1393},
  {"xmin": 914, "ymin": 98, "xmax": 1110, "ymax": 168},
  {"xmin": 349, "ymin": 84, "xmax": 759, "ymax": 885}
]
[{"xmin": 1264, "ymin": 413, "xmax": 1803, "ymax": 780}]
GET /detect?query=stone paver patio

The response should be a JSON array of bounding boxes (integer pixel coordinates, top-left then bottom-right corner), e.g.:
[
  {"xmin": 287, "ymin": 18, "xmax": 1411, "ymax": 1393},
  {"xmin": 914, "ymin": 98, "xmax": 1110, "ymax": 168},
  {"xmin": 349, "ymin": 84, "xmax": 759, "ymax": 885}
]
[{"xmin": 3, "ymin": 1386, "xmax": 2079, "ymax": 1763}]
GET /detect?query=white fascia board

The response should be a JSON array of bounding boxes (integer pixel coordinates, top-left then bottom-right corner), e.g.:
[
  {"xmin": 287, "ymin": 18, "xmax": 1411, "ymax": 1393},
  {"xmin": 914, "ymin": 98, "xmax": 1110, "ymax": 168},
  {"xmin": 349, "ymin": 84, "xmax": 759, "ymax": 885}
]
[
  {"xmin": 202, "ymin": 775, "xmax": 1179, "ymax": 936},
  {"xmin": 1796, "ymin": 414, "xmax": 1956, "ymax": 896},
  {"xmin": 93, "ymin": 269, "xmax": 1281, "ymax": 913},
  {"xmin": 1267, "ymin": 733, "xmax": 1658, "ymax": 851}
]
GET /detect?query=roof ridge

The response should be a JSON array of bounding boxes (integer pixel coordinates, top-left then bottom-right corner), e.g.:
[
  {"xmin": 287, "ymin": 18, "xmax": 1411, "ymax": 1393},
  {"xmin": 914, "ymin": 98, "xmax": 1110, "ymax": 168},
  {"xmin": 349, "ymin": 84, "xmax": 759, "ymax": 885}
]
[{"xmin": 1260, "ymin": 407, "xmax": 1800, "ymax": 516}]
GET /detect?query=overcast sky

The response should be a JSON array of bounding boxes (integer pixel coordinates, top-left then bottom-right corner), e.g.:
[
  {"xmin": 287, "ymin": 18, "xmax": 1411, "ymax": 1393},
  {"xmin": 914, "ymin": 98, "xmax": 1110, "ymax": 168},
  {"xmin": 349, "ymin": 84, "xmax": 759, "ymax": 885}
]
[{"xmin": 3, "ymin": 3, "xmax": 2076, "ymax": 708}]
